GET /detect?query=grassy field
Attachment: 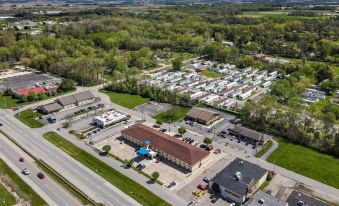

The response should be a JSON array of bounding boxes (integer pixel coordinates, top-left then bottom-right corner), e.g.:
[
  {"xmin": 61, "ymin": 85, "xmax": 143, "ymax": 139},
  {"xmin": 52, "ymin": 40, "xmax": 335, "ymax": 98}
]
[
  {"xmin": 100, "ymin": 90, "xmax": 149, "ymax": 109},
  {"xmin": 267, "ymin": 138, "xmax": 339, "ymax": 189},
  {"xmin": 200, "ymin": 71, "xmax": 223, "ymax": 78},
  {"xmin": 0, "ymin": 183, "xmax": 16, "ymax": 206},
  {"xmin": 0, "ymin": 159, "xmax": 47, "ymax": 206},
  {"xmin": 153, "ymin": 106, "xmax": 190, "ymax": 123},
  {"xmin": 43, "ymin": 132, "xmax": 170, "ymax": 206},
  {"xmin": 241, "ymin": 11, "xmax": 288, "ymax": 17},
  {"xmin": 15, "ymin": 110, "xmax": 44, "ymax": 128},
  {"xmin": 255, "ymin": 140, "xmax": 273, "ymax": 158}
]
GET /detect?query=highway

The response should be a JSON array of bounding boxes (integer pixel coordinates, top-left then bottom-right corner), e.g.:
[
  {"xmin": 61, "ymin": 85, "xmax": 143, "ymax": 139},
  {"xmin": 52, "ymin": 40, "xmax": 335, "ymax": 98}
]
[
  {"xmin": 0, "ymin": 111, "xmax": 141, "ymax": 206},
  {"xmin": 0, "ymin": 135, "xmax": 80, "ymax": 206}
]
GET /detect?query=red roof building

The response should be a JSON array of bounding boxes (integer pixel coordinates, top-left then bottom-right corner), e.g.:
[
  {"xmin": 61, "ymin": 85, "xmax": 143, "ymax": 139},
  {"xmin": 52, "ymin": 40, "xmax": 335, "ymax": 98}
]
[
  {"xmin": 121, "ymin": 123, "xmax": 210, "ymax": 171},
  {"xmin": 17, "ymin": 87, "xmax": 46, "ymax": 96}
]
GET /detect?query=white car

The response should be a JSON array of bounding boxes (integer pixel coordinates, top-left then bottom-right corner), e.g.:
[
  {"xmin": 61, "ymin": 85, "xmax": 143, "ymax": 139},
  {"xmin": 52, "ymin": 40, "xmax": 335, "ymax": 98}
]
[
  {"xmin": 22, "ymin": 168, "xmax": 30, "ymax": 175},
  {"xmin": 229, "ymin": 203, "xmax": 236, "ymax": 206}
]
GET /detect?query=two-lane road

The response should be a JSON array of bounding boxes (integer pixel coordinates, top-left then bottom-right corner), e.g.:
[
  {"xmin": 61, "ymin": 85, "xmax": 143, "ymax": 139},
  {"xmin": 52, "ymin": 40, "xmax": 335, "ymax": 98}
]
[{"xmin": 0, "ymin": 111, "xmax": 141, "ymax": 206}]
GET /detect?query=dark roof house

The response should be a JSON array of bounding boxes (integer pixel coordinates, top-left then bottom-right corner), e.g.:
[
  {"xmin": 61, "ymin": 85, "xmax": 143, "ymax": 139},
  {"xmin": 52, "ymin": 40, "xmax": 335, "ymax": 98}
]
[
  {"xmin": 186, "ymin": 107, "xmax": 220, "ymax": 125},
  {"xmin": 228, "ymin": 126, "xmax": 270, "ymax": 145}
]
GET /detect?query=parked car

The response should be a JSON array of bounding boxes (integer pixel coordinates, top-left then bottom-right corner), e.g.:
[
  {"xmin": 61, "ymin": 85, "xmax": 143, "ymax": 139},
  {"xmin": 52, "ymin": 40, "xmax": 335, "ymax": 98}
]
[
  {"xmin": 136, "ymin": 164, "xmax": 145, "ymax": 170},
  {"xmin": 19, "ymin": 157, "xmax": 25, "ymax": 162},
  {"xmin": 203, "ymin": 177, "xmax": 209, "ymax": 183},
  {"xmin": 22, "ymin": 168, "xmax": 30, "ymax": 175},
  {"xmin": 37, "ymin": 172, "xmax": 45, "ymax": 179},
  {"xmin": 0, "ymin": 122, "xmax": 3, "ymax": 126},
  {"xmin": 166, "ymin": 181, "xmax": 176, "ymax": 189},
  {"xmin": 211, "ymin": 195, "xmax": 219, "ymax": 203},
  {"xmin": 197, "ymin": 184, "xmax": 207, "ymax": 190},
  {"xmin": 192, "ymin": 190, "xmax": 208, "ymax": 197}
]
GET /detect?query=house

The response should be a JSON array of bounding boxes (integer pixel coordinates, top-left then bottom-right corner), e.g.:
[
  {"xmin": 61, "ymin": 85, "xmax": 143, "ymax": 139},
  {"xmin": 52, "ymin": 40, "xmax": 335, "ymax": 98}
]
[
  {"xmin": 228, "ymin": 126, "xmax": 270, "ymax": 145},
  {"xmin": 302, "ymin": 88, "xmax": 326, "ymax": 104},
  {"xmin": 245, "ymin": 191, "xmax": 288, "ymax": 206},
  {"xmin": 121, "ymin": 123, "xmax": 209, "ymax": 171},
  {"xmin": 39, "ymin": 102, "xmax": 63, "ymax": 114},
  {"xmin": 185, "ymin": 107, "xmax": 221, "ymax": 125},
  {"xmin": 209, "ymin": 158, "xmax": 268, "ymax": 204},
  {"xmin": 238, "ymin": 91, "xmax": 252, "ymax": 100},
  {"xmin": 56, "ymin": 90, "xmax": 96, "ymax": 110}
]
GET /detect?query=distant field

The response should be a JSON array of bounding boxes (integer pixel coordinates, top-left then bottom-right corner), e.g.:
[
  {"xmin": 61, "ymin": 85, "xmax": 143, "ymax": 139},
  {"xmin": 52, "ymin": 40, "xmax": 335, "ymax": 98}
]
[
  {"xmin": 267, "ymin": 138, "xmax": 339, "ymax": 189},
  {"xmin": 100, "ymin": 90, "xmax": 149, "ymax": 109},
  {"xmin": 43, "ymin": 132, "xmax": 170, "ymax": 206},
  {"xmin": 241, "ymin": 11, "xmax": 288, "ymax": 17},
  {"xmin": 0, "ymin": 159, "xmax": 47, "ymax": 206},
  {"xmin": 200, "ymin": 71, "xmax": 223, "ymax": 78},
  {"xmin": 153, "ymin": 106, "xmax": 190, "ymax": 123},
  {"xmin": 15, "ymin": 110, "xmax": 44, "ymax": 128}
]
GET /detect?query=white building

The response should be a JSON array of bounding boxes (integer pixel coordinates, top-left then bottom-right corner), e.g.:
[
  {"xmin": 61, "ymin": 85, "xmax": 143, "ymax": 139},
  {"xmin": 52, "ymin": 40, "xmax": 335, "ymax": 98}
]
[{"xmin": 92, "ymin": 110, "xmax": 128, "ymax": 128}]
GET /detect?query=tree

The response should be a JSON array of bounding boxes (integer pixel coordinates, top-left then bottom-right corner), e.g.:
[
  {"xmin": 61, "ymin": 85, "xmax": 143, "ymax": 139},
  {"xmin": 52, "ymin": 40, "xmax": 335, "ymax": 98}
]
[
  {"xmin": 125, "ymin": 159, "xmax": 134, "ymax": 168},
  {"xmin": 203, "ymin": 137, "xmax": 212, "ymax": 145},
  {"xmin": 266, "ymin": 171, "xmax": 273, "ymax": 181},
  {"xmin": 102, "ymin": 145, "xmax": 111, "ymax": 154},
  {"xmin": 19, "ymin": 95, "xmax": 27, "ymax": 103},
  {"xmin": 172, "ymin": 56, "xmax": 183, "ymax": 71},
  {"xmin": 156, "ymin": 120, "xmax": 163, "ymax": 125},
  {"xmin": 178, "ymin": 127, "xmax": 187, "ymax": 137},
  {"xmin": 151, "ymin": 171, "xmax": 160, "ymax": 181},
  {"xmin": 58, "ymin": 79, "xmax": 75, "ymax": 92}
]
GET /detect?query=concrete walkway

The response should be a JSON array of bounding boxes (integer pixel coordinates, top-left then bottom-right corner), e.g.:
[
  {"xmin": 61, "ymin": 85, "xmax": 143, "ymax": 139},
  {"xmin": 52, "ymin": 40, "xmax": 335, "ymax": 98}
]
[{"xmin": 260, "ymin": 138, "xmax": 279, "ymax": 160}]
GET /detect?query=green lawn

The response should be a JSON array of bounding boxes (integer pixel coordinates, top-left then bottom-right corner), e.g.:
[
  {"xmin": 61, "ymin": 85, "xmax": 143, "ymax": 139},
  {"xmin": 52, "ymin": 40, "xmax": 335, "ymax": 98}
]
[
  {"xmin": 200, "ymin": 71, "xmax": 223, "ymax": 78},
  {"xmin": 0, "ymin": 183, "xmax": 16, "ymax": 206},
  {"xmin": 153, "ymin": 106, "xmax": 190, "ymax": 123},
  {"xmin": 100, "ymin": 90, "xmax": 149, "ymax": 109},
  {"xmin": 255, "ymin": 140, "xmax": 273, "ymax": 158},
  {"xmin": 0, "ymin": 159, "xmax": 47, "ymax": 206},
  {"xmin": 0, "ymin": 90, "xmax": 74, "ymax": 109},
  {"xmin": 241, "ymin": 11, "xmax": 288, "ymax": 17},
  {"xmin": 267, "ymin": 137, "xmax": 339, "ymax": 189},
  {"xmin": 15, "ymin": 110, "xmax": 44, "ymax": 128},
  {"xmin": 43, "ymin": 132, "xmax": 170, "ymax": 206}
]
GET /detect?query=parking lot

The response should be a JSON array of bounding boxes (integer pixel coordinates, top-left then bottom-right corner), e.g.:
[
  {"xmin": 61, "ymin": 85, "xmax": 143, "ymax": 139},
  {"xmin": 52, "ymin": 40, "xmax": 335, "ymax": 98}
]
[
  {"xmin": 174, "ymin": 109, "xmax": 258, "ymax": 155},
  {"xmin": 0, "ymin": 72, "xmax": 60, "ymax": 92},
  {"xmin": 134, "ymin": 101, "xmax": 170, "ymax": 116},
  {"xmin": 177, "ymin": 154, "xmax": 236, "ymax": 206}
]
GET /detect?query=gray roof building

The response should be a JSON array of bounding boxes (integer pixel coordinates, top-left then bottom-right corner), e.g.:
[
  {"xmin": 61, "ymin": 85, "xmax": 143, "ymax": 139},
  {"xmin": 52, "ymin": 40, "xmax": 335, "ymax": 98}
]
[
  {"xmin": 39, "ymin": 102, "xmax": 63, "ymax": 114},
  {"xmin": 245, "ymin": 191, "xmax": 288, "ymax": 206},
  {"xmin": 228, "ymin": 126, "xmax": 270, "ymax": 145},
  {"xmin": 211, "ymin": 158, "xmax": 268, "ymax": 199},
  {"xmin": 57, "ymin": 91, "xmax": 95, "ymax": 106}
]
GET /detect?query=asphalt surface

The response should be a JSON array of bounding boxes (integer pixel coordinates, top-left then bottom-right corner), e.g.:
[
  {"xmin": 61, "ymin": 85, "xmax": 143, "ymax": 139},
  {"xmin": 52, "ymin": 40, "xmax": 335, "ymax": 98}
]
[
  {"xmin": 0, "ymin": 135, "xmax": 80, "ymax": 206},
  {"xmin": 0, "ymin": 111, "xmax": 141, "ymax": 206}
]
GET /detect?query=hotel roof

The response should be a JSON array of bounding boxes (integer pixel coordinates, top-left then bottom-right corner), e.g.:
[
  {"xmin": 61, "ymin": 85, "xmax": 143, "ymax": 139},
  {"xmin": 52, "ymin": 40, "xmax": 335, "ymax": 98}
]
[{"xmin": 121, "ymin": 123, "xmax": 209, "ymax": 165}]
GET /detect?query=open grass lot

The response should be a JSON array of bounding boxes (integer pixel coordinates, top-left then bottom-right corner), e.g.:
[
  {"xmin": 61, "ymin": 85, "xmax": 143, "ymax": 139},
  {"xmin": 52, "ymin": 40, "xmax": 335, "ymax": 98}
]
[
  {"xmin": 0, "ymin": 159, "xmax": 47, "ymax": 206},
  {"xmin": 255, "ymin": 140, "xmax": 273, "ymax": 158},
  {"xmin": 100, "ymin": 90, "xmax": 150, "ymax": 109},
  {"xmin": 43, "ymin": 132, "xmax": 170, "ymax": 206},
  {"xmin": 267, "ymin": 138, "xmax": 339, "ymax": 189},
  {"xmin": 153, "ymin": 106, "xmax": 190, "ymax": 123},
  {"xmin": 0, "ymin": 183, "xmax": 16, "ymax": 206},
  {"xmin": 200, "ymin": 71, "xmax": 223, "ymax": 78},
  {"xmin": 15, "ymin": 110, "xmax": 44, "ymax": 128}
]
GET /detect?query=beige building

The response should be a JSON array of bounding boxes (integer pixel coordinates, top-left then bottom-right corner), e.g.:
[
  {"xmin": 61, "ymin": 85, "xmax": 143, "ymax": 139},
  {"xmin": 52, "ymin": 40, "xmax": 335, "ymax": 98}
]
[{"xmin": 121, "ymin": 123, "xmax": 210, "ymax": 171}]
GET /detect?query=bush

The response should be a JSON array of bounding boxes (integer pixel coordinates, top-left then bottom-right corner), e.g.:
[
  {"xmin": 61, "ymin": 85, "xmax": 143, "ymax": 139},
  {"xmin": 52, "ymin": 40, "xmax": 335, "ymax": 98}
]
[
  {"xmin": 102, "ymin": 145, "xmax": 112, "ymax": 154},
  {"xmin": 267, "ymin": 171, "xmax": 273, "ymax": 181},
  {"xmin": 203, "ymin": 137, "xmax": 212, "ymax": 145},
  {"xmin": 151, "ymin": 171, "xmax": 160, "ymax": 181}
]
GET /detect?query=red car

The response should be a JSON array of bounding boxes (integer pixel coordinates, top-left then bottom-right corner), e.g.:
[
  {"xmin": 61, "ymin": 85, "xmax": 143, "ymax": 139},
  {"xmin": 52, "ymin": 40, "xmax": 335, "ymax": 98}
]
[{"xmin": 198, "ymin": 184, "xmax": 207, "ymax": 190}]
